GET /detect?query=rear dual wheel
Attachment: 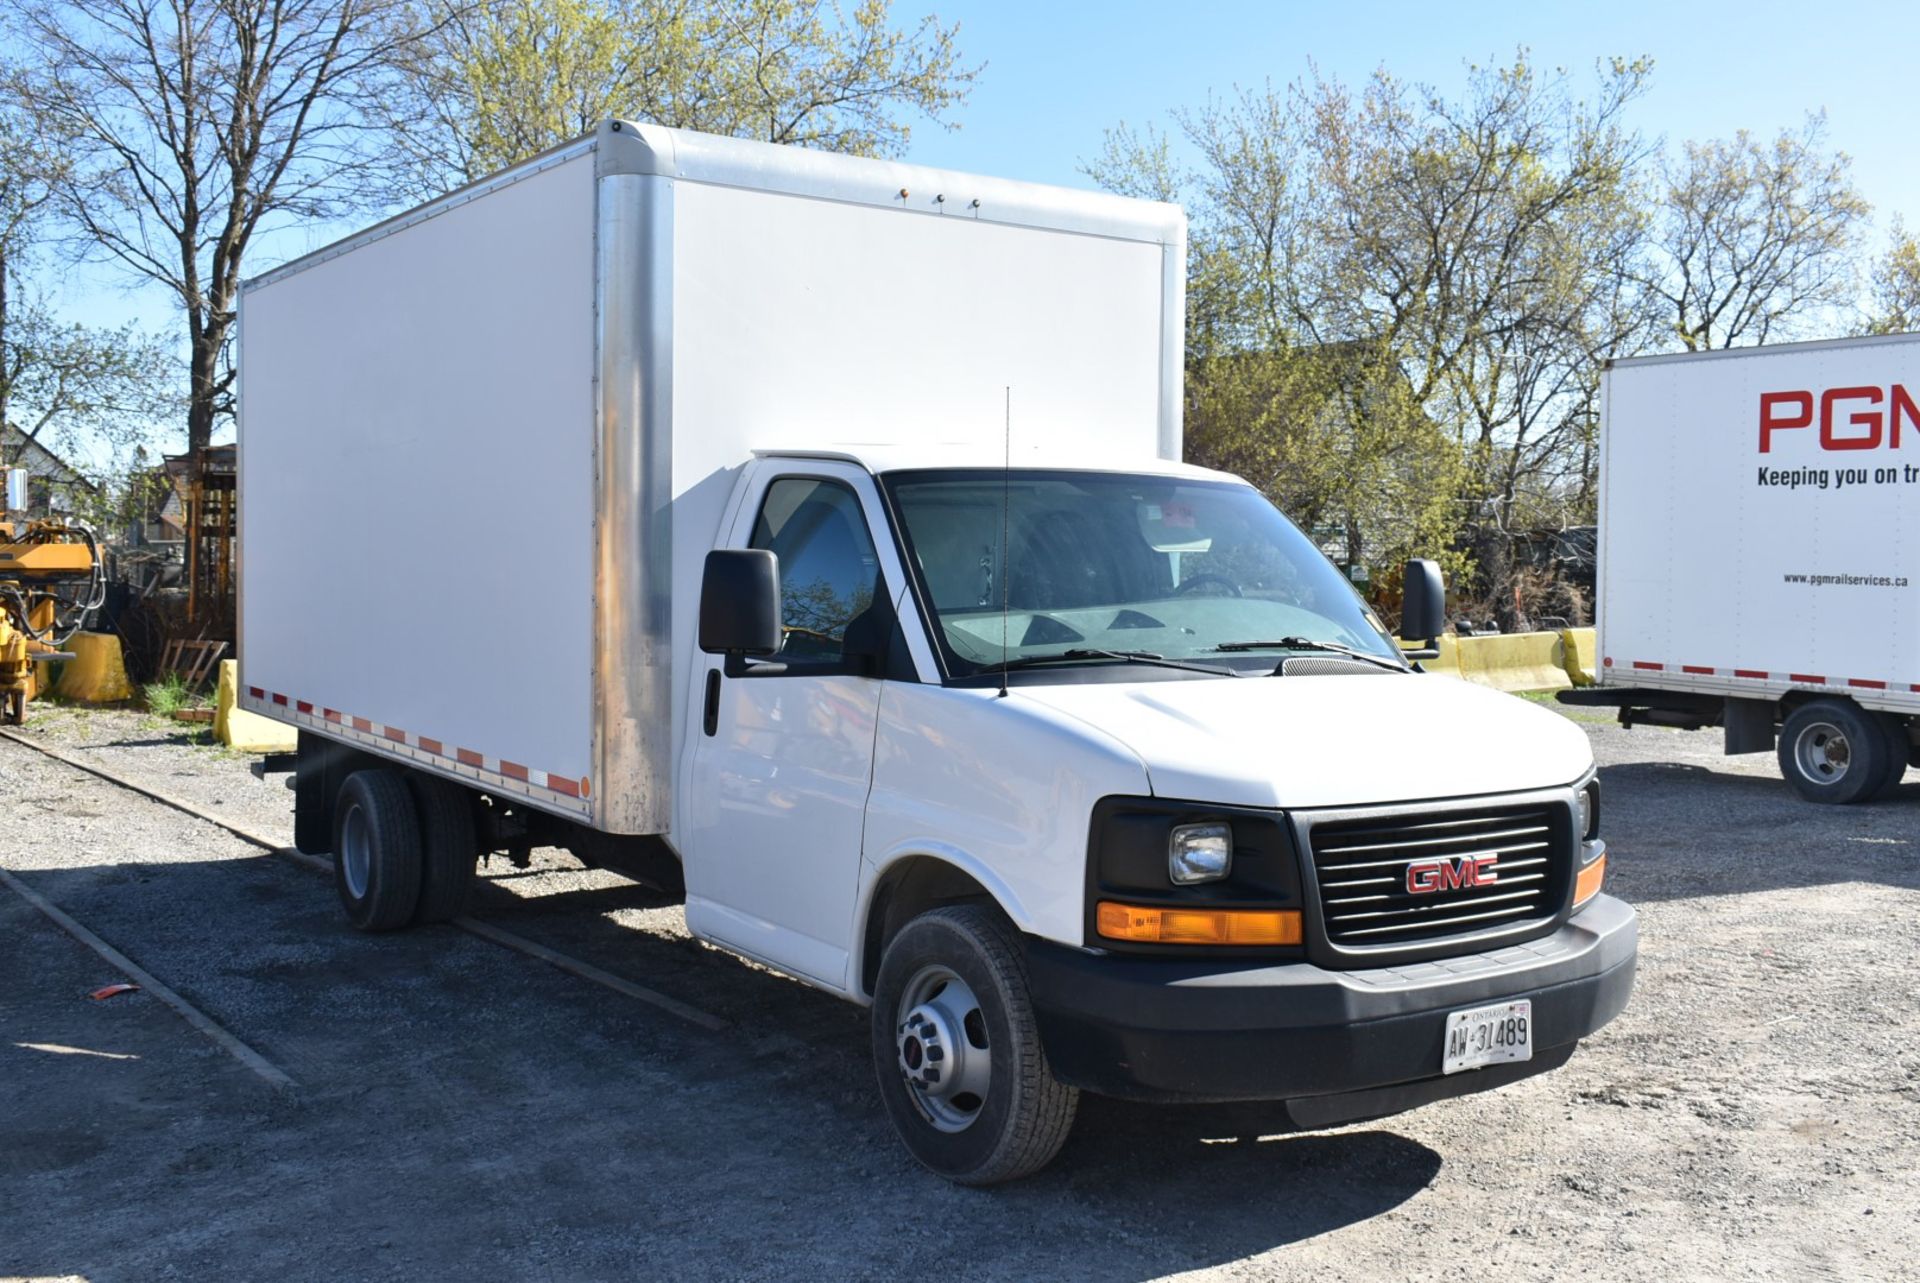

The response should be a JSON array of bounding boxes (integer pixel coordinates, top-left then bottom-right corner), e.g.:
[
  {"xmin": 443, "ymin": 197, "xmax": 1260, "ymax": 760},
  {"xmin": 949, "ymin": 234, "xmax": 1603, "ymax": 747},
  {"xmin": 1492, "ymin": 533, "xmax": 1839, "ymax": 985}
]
[
  {"xmin": 333, "ymin": 770, "xmax": 422, "ymax": 930},
  {"xmin": 331, "ymin": 768, "xmax": 477, "ymax": 930},
  {"xmin": 1778, "ymin": 700, "xmax": 1908, "ymax": 804}
]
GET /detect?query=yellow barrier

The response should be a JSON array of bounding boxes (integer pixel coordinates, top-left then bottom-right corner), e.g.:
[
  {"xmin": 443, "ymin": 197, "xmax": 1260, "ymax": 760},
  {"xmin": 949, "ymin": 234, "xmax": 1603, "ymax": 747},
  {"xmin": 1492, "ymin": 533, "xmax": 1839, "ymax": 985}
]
[
  {"xmin": 213, "ymin": 659, "xmax": 297, "ymax": 753},
  {"xmin": 1421, "ymin": 633, "xmax": 1463, "ymax": 679},
  {"xmin": 1440, "ymin": 631, "xmax": 1572, "ymax": 693},
  {"xmin": 51, "ymin": 632, "xmax": 134, "ymax": 703},
  {"xmin": 1559, "ymin": 627, "xmax": 1597, "ymax": 687}
]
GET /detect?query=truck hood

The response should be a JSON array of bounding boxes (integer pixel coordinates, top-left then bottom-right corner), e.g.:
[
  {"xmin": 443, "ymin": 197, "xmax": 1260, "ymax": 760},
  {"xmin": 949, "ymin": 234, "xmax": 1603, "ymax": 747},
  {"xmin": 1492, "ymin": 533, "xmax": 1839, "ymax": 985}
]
[{"xmin": 1014, "ymin": 672, "xmax": 1592, "ymax": 810}]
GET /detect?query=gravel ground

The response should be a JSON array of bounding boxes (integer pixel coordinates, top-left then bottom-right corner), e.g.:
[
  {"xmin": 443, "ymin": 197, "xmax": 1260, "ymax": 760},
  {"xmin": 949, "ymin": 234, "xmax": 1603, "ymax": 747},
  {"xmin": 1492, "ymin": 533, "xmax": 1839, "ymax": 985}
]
[{"xmin": 2, "ymin": 702, "xmax": 1916, "ymax": 1282}]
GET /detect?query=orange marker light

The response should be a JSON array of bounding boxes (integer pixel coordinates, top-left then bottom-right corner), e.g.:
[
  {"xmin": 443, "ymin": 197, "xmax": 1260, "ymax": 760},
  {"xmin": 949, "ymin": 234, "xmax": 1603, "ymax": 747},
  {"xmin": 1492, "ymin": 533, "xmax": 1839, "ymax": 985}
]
[
  {"xmin": 1574, "ymin": 853, "xmax": 1607, "ymax": 907},
  {"xmin": 1097, "ymin": 902, "xmax": 1302, "ymax": 946}
]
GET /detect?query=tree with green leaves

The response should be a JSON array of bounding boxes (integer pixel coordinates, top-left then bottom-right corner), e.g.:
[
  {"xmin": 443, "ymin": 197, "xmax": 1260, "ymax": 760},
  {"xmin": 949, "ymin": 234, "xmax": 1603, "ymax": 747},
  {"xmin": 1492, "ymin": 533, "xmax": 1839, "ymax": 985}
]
[
  {"xmin": 1088, "ymin": 55, "xmax": 1652, "ymax": 628},
  {"xmin": 1863, "ymin": 220, "xmax": 1920, "ymax": 336},
  {"xmin": 1647, "ymin": 116, "xmax": 1870, "ymax": 352},
  {"xmin": 386, "ymin": 0, "xmax": 980, "ymax": 191},
  {"xmin": 1, "ymin": 73, "xmax": 175, "ymax": 484}
]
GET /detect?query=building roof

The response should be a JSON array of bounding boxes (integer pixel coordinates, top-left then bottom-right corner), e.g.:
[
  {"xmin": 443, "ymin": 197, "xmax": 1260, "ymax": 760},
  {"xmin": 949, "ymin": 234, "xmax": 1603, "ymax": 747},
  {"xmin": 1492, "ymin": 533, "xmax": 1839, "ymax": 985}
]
[{"xmin": 1, "ymin": 425, "xmax": 98, "ymax": 492}]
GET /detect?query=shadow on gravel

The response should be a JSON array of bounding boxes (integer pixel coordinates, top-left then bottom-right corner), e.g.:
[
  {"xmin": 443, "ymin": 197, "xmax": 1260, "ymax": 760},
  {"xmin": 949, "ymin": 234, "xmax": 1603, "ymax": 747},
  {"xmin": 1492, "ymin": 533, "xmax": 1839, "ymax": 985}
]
[
  {"xmin": 1597, "ymin": 761, "xmax": 1919, "ymax": 901},
  {"xmin": 5, "ymin": 850, "xmax": 1449, "ymax": 1280}
]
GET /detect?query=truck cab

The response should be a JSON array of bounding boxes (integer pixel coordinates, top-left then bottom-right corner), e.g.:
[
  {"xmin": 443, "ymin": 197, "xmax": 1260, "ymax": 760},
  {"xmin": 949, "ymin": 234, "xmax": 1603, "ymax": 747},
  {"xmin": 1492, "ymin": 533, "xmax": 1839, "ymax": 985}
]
[{"xmin": 684, "ymin": 448, "xmax": 1634, "ymax": 1182}]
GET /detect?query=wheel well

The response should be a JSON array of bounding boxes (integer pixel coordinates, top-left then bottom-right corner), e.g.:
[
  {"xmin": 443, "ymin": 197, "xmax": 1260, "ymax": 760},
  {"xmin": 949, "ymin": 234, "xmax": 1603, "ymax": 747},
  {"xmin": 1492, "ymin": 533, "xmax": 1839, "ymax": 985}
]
[{"xmin": 860, "ymin": 856, "xmax": 997, "ymax": 999}]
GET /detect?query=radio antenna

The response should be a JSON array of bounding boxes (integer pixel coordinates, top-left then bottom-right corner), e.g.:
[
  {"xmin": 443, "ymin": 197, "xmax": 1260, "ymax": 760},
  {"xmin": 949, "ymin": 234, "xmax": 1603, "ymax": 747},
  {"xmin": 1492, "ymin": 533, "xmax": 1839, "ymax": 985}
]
[{"xmin": 999, "ymin": 385, "xmax": 1012, "ymax": 699}]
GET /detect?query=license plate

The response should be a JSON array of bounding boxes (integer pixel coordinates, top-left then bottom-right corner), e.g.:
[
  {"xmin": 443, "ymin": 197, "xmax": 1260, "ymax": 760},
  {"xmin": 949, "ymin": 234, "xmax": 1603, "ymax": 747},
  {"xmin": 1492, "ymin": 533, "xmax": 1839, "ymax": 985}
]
[{"xmin": 1441, "ymin": 999, "xmax": 1533, "ymax": 1074}]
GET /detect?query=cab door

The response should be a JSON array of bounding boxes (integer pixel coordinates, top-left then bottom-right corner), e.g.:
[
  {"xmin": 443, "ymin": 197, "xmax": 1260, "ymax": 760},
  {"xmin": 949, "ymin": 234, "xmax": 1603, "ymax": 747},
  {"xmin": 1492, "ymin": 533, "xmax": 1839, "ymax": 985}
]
[{"xmin": 684, "ymin": 463, "xmax": 896, "ymax": 989}]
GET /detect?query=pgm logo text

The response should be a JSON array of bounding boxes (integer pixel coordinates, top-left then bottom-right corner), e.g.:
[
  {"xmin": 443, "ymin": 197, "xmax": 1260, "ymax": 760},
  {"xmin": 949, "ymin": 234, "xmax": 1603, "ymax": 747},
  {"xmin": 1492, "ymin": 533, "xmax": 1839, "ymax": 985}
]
[
  {"xmin": 1405, "ymin": 854, "xmax": 1500, "ymax": 894},
  {"xmin": 1760, "ymin": 386, "xmax": 1920, "ymax": 453}
]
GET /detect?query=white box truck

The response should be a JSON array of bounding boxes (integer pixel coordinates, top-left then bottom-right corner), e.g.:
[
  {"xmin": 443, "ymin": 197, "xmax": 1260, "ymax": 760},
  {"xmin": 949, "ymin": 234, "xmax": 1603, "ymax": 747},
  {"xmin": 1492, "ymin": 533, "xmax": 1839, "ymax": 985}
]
[
  {"xmin": 238, "ymin": 121, "xmax": 1634, "ymax": 1183},
  {"xmin": 1566, "ymin": 335, "xmax": 1919, "ymax": 803}
]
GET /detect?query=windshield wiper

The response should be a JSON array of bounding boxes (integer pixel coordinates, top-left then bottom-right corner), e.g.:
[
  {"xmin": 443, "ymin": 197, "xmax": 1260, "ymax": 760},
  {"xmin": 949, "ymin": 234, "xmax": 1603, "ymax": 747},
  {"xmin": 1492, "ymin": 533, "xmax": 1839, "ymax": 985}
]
[
  {"xmin": 993, "ymin": 648, "xmax": 1241, "ymax": 677},
  {"xmin": 1209, "ymin": 636, "xmax": 1406, "ymax": 672}
]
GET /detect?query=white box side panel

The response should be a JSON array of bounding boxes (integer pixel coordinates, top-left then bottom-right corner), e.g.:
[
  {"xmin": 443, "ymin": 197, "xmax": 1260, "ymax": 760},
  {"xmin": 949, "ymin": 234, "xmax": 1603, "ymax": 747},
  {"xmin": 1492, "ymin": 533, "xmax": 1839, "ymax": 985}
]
[
  {"xmin": 240, "ymin": 155, "xmax": 598, "ymax": 791},
  {"xmin": 663, "ymin": 179, "xmax": 1169, "ymax": 828},
  {"xmin": 1601, "ymin": 338, "xmax": 1920, "ymax": 702}
]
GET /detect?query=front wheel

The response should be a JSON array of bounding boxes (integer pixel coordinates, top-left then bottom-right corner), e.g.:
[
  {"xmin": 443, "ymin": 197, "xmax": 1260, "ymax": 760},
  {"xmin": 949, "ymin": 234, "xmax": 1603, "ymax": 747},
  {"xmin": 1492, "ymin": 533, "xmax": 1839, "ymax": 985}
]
[{"xmin": 870, "ymin": 904, "xmax": 1078, "ymax": 1185}]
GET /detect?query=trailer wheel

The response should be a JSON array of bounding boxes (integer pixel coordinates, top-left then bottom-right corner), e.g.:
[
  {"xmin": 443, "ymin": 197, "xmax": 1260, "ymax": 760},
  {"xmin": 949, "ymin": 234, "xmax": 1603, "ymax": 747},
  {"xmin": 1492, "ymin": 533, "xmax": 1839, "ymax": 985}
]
[
  {"xmin": 1778, "ymin": 701, "xmax": 1893, "ymax": 804},
  {"xmin": 407, "ymin": 773, "xmax": 478, "ymax": 923},
  {"xmin": 332, "ymin": 769, "xmax": 423, "ymax": 930},
  {"xmin": 870, "ymin": 904, "xmax": 1078, "ymax": 1186}
]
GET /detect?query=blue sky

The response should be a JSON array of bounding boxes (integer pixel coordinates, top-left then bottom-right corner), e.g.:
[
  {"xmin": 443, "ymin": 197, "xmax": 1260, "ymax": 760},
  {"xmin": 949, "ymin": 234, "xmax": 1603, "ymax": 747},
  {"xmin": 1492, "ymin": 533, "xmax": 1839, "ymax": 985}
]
[
  {"xmin": 38, "ymin": 0, "xmax": 1920, "ymax": 454},
  {"xmin": 906, "ymin": 0, "xmax": 1920, "ymax": 203}
]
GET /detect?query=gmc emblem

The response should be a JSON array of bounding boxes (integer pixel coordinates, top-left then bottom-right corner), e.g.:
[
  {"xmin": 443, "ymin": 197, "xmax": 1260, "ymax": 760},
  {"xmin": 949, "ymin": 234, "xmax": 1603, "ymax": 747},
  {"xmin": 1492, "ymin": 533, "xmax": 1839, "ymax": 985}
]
[{"xmin": 1406, "ymin": 853, "xmax": 1499, "ymax": 894}]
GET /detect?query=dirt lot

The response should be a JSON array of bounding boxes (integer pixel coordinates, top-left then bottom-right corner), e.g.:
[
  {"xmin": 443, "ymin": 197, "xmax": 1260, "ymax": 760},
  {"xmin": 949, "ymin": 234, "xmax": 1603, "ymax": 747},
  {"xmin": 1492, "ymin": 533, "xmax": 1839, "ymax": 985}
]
[{"xmin": 2, "ymin": 702, "xmax": 1916, "ymax": 1282}]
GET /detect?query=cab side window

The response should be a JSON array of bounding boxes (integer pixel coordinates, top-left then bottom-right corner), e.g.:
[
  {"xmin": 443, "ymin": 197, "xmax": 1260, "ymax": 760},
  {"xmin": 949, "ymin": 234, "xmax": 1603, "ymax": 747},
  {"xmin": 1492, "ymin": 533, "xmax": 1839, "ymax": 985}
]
[{"xmin": 749, "ymin": 478, "xmax": 883, "ymax": 664}]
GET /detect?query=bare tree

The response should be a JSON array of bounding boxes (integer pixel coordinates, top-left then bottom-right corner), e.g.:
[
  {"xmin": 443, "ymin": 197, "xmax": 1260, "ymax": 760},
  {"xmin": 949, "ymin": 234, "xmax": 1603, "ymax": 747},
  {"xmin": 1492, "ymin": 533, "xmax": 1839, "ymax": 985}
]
[
  {"xmin": 10, "ymin": 0, "xmax": 428, "ymax": 473},
  {"xmin": 1648, "ymin": 116, "xmax": 1870, "ymax": 351}
]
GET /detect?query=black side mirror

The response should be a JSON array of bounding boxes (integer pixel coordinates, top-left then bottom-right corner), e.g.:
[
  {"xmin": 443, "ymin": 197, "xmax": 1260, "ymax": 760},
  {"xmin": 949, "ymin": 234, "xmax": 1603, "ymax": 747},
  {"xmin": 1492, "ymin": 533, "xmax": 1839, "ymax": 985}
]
[
  {"xmin": 1400, "ymin": 558, "xmax": 1446, "ymax": 656},
  {"xmin": 699, "ymin": 550, "xmax": 782, "ymax": 656}
]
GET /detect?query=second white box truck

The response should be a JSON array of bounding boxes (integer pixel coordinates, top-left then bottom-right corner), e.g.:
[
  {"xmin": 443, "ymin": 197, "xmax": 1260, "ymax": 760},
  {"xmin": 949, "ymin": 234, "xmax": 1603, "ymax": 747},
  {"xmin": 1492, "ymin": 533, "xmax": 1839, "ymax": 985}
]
[
  {"xmin": 239, "ymin": 121, "xmax": 1635, "ymax": 1183},
  {"xmin": 1566, "ymin": 335, "xmax": 1919, "ymax": 803}
]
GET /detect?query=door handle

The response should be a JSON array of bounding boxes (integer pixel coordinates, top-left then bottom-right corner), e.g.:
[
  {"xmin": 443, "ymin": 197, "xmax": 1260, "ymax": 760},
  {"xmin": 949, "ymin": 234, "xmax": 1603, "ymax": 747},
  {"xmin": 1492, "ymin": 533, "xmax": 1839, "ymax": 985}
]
[{"xmin": 702, "ymin": 668, "xmax": 721, "ymax": 737}]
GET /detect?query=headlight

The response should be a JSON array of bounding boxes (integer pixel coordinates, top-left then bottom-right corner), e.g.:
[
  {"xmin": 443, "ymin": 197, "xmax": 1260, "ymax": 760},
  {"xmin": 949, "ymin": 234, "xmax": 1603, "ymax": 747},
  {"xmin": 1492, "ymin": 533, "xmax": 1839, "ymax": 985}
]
[
  {"xmin": 1574, "ymin": 777, "xmax": 1601, "ymax": 841},
  {"xmin": 1168, "ymin": 822, "xmax": 1232, "ymax": 885}
]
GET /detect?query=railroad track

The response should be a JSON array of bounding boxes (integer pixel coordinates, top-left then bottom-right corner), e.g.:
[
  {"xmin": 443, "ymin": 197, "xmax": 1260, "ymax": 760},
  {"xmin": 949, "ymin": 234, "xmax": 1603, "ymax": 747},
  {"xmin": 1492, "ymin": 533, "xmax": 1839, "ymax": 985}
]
[{"xmin": 0, "ymin": 728, "xmax": 727, "ymax": 1086}]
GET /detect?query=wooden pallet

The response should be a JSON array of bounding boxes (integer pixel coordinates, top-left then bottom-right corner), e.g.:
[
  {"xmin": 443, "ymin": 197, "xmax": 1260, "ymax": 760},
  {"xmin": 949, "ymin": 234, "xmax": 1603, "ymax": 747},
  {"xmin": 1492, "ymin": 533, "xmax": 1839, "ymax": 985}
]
[{"xmin": 159, "ymin": 638, "xmax": 227, "ymax": 691}]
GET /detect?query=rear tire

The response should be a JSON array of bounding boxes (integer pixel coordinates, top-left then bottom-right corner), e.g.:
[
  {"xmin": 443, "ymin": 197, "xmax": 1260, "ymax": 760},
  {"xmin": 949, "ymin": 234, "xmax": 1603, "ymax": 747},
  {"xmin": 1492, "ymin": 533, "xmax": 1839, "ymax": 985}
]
[
  {"xmin": 332, "ymin": 769, "xmax": 423, "ymax": 930},
  {"xmin": 871, "ymin": 904, "xmax": 1078, "ymax": 1185},
  {"xmin": 1778, "ymin": 700, "xmax": 1892, "ymax": 804},
  {"xmin": 407, "ymin": 773, "xmax": 478, "ymax": 923},
  {"xmin": 1871, "ymin": 712, "xmax": 1912, "ymax": 799}
]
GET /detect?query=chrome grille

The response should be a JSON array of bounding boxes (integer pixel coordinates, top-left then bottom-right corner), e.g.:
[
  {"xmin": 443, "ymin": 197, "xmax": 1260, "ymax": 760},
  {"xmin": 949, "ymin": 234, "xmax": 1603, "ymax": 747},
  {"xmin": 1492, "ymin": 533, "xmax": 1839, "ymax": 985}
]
[{"xmin": 1308, "ymin": 802, "xmax": 1567, "ymax": 947}]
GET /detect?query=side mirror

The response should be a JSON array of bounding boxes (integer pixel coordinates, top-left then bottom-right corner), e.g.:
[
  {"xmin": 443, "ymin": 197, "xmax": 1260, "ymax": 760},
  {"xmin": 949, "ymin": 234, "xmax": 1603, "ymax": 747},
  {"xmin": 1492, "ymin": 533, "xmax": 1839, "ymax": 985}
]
[
  {"xmin": 1399, "ymin": 558, "xmax": 1446, "ymax": 653},
  {"xmin": 3, "ymin": 469, "xmax": 26, "ymax": 514},
  {"xmin": 699, "ymin": 549, "xmax": 782, "ymax": 656}
]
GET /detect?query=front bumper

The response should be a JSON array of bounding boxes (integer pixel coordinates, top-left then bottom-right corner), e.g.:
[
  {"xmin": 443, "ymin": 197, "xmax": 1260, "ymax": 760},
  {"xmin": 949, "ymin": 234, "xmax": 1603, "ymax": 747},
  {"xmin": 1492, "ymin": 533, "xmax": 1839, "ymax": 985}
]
[{"xmin": 1025, "ymin": 893, "xmax": 1637, "ymax": 1123}]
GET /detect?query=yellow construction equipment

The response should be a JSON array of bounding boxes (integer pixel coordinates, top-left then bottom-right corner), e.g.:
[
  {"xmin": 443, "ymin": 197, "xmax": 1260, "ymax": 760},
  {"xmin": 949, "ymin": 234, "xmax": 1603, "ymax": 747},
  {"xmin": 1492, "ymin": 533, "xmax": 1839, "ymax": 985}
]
[{"xmin": 1, "ymin": 466, "xmax": 105, "ymax": 724}]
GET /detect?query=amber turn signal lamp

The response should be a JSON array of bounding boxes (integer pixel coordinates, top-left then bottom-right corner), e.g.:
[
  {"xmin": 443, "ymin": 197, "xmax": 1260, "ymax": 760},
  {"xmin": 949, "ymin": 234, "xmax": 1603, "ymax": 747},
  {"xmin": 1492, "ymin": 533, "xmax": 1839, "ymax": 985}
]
[
  {"xmin": 1573, "ymin": 853, "xmax": 1607, "ymax": 908},
  {"xmin": 1096, "ymin": 902, "xmax": 1302, "ymax": 946}
]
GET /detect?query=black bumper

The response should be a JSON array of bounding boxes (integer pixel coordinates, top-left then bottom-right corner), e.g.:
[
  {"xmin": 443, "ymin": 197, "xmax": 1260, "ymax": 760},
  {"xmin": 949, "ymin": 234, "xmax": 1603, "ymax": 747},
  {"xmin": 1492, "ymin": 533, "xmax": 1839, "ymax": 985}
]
[{"xmin": 1026, "ymin": 894, "xmax": 1637, "ymax": 1124}]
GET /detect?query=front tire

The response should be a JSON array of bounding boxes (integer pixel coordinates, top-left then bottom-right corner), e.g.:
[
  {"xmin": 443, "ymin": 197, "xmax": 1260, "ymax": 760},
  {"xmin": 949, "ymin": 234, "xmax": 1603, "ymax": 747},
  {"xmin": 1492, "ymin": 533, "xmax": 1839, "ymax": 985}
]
[
  {"xmin": 1778, "ymin": 700, "xmax": 1893, "ymax": 804},
  {"xmin": 332, "ymin": 769, "xmax": 423, "ymax": 930},
  {"xmin": 871, "ymin": 905, "xmax": 1078, "ymax": 1185}
]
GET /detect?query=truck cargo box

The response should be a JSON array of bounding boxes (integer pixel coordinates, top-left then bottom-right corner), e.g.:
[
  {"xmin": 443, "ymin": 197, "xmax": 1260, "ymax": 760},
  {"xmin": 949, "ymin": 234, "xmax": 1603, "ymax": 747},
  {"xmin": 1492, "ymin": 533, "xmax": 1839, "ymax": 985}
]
[
  {"xmin": 1598, "ymin": 334, "xmax": 1919, "ymax": 715},
  {"xmin": 238, "ymin": 122, "xmax": 1186, "ymax": 837}
]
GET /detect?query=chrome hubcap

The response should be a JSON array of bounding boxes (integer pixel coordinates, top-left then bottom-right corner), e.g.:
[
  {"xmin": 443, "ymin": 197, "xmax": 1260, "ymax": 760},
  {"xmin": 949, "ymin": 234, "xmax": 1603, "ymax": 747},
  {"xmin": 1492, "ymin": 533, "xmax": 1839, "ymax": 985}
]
[
  {"xmin": 896, "ymin": 965, "xmax": 991, "ymax": 1133},
  {"xmin": 1795, "ymin": 722, "xmax": 1851, "ymax": 783},
  {"xmin": 340, "ymin": 805, "xmax": 371, "ymax": 899}
]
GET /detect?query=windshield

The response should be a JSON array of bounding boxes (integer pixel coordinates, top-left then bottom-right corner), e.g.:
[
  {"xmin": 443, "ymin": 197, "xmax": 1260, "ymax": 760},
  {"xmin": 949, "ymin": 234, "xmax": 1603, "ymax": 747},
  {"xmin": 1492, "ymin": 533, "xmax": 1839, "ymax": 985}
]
[{"xmin": 882, "ymin": 469, "xmax": 1402, "ymax": 678}]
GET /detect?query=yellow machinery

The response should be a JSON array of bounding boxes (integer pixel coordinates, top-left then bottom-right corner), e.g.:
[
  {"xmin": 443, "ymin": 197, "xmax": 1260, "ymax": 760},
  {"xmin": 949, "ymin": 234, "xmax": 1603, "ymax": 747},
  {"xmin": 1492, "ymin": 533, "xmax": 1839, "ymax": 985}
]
[{"xmin": 0, "ymin": 467, "xmax": 105, "ymax": 724}]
